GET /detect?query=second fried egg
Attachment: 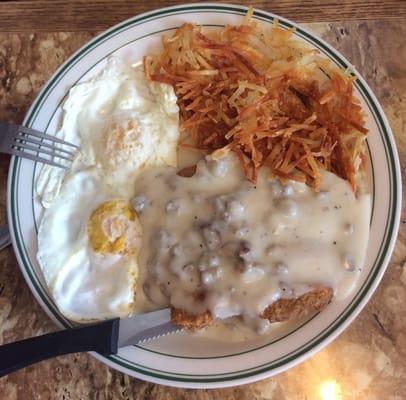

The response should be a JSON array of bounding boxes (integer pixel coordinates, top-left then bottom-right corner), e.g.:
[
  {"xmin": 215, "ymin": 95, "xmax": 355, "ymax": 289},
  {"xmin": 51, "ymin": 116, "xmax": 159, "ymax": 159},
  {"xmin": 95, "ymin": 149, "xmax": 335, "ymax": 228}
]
[{"xmin": 37, "ymin": 169, "xmax": 142, "ymax": 321}]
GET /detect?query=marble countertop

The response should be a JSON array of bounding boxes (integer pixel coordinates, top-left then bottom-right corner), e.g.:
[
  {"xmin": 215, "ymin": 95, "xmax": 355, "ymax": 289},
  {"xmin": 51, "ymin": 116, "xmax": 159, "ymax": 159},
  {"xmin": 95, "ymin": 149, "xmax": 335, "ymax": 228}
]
[{"xmin": 0, "ymin": 14, "xmax": 405, "ymax": 400}]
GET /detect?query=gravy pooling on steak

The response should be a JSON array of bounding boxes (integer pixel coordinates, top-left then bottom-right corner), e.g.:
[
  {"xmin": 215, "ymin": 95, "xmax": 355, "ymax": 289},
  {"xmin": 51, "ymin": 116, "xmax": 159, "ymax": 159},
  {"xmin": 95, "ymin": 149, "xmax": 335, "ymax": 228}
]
[{"xmin": 132, "ymin": 153, "xmax": 371, "ymax": 333}]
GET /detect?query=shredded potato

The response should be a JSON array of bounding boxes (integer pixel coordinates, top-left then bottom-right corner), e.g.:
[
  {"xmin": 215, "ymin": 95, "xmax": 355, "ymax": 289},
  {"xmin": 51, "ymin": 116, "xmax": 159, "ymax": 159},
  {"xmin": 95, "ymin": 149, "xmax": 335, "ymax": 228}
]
[{"xmin": 144, "ymin": 9, "xmax": 368, "ymax": 191}]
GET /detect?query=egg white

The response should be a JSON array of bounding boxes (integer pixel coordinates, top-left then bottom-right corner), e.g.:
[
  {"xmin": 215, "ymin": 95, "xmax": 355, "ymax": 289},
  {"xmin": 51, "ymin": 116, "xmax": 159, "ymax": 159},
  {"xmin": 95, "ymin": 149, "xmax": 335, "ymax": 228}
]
[{"xmin": 51, "ymin": 249, "xmax": 137, "ymax": 321}]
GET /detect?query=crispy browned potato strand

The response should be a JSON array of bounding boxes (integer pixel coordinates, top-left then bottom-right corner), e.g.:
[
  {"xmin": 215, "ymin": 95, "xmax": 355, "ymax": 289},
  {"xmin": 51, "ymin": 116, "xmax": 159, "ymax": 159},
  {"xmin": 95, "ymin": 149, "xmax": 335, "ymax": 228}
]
[{"xmin": 144, "ymin": 11, "xmax": 368, "ymax": 192}]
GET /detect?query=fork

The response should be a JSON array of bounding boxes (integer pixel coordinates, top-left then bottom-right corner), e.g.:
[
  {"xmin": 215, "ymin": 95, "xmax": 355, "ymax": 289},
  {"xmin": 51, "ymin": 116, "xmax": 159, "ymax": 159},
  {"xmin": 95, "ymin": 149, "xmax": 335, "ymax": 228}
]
[{"xmin": 0, "ymin": 122, "xmax": 78, "ymax": 169}]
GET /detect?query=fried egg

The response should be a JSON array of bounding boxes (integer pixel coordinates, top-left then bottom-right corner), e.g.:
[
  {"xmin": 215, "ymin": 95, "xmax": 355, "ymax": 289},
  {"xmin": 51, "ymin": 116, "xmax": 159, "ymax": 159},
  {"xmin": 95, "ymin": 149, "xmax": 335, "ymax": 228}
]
[
  {"xmin": 37, "ymin": 169, "xmax": 142, "ymax": 321},
  {"xmin": 36, "ymin": 57, "xmax": 179, "ymax": 321},
  {"xmin": 36, "ymin": 57, "xmax": 179, "ymax": 207}
]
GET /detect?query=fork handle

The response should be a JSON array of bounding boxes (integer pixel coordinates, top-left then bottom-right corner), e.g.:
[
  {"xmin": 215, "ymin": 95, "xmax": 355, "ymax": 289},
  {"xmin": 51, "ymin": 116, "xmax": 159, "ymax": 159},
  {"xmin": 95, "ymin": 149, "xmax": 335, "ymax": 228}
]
[
  {"xmin": 0, "ymin": 226, "xmax": 11, "ymax": 251},
  {"xmin": 0, "ymin": 319, "xmax": 119, "ymax": 377}
]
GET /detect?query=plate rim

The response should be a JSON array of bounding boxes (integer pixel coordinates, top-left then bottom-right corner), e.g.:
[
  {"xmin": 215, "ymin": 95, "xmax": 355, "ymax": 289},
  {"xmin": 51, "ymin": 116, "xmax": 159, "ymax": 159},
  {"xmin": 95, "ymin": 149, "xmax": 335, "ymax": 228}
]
[{"xmin": 7, "ymin": 2, "xmax": 402, "ymax": 388}]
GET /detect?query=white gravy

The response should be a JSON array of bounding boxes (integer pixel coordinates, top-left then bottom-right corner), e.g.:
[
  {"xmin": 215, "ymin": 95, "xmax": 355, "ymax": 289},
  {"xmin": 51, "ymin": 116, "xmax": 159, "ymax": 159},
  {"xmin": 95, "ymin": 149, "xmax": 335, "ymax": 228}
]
[{"xmin": 132, "ymin": 153, "xmax": 370, "ymax": 335}]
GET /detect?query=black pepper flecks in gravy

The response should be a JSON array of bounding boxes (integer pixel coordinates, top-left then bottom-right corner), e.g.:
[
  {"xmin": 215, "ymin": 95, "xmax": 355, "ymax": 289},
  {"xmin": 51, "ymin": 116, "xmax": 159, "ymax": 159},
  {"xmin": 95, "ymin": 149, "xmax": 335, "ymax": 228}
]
[{"xmin": 132, "ymin": 153, "xmax": 371, "ymax": 335}]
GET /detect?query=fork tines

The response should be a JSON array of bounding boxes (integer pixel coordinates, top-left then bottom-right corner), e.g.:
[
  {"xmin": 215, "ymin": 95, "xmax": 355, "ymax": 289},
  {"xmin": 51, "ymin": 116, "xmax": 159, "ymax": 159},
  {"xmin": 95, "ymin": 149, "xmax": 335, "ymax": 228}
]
[{"xmin": 10, "ymin": 124, "xmax": 78, "ymax": 169}]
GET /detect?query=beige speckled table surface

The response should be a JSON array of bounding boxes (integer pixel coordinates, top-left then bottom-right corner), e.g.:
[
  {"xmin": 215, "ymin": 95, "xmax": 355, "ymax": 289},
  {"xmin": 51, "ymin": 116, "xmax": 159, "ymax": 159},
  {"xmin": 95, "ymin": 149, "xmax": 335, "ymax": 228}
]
[{"xmin": 0, "ymin": 1, "xmax": 405, "ymax": 399}]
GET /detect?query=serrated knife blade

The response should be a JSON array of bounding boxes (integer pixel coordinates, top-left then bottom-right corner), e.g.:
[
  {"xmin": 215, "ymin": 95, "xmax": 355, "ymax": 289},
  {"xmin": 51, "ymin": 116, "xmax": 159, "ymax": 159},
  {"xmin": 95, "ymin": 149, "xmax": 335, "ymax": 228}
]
[{"xmin": 118, "ymin": 308, "xmax": 182, "ymax": 347}]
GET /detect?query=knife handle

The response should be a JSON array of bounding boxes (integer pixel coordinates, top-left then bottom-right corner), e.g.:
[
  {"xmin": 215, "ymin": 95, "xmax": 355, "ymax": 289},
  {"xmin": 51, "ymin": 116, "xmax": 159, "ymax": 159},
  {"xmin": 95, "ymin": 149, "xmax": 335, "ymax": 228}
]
[{"xmin": 0, "ymin": 318, "xmax": 120, "ymax": 377}]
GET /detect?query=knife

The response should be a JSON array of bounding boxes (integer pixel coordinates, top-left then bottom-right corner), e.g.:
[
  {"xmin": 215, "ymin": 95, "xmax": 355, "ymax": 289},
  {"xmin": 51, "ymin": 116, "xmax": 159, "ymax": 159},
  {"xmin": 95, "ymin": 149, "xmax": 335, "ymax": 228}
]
[{"xmin": 0, "ymin": 308, "xmax": 179, "ymax": 377}]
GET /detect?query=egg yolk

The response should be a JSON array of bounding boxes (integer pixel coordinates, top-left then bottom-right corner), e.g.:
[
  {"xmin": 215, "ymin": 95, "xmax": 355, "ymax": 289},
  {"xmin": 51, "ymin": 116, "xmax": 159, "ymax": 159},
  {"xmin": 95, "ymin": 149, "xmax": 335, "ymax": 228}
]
[{"xmin": 87, "ymin": 200, "xmax": 142, "ymax": 255}]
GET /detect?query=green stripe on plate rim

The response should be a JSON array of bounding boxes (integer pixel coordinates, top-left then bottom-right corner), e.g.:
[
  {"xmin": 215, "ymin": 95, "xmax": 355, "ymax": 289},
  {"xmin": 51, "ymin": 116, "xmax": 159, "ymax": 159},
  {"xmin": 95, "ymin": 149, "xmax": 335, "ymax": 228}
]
[
  {"xmin": 8, "ymin": 4, "xmax": 399, "ymax": 383},
  {"xmin": 7, "ymin": 10, "xmax": 396, "ymax": 382},
  {"xmin": 24, "ymin": 20, "xmax": 380, "ymax": 359},
  {"xmin": 9, "ymin": 3, "xmax": 396, "ymax": 378},
  {"xmin": 27, "ymin": 20, "xmax": 378, "ymax": 360}
]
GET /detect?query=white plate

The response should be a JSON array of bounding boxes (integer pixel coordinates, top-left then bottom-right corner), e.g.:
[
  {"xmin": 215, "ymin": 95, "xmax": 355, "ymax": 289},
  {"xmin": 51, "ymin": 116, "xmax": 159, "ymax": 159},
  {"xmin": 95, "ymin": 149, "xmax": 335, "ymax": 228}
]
[{"xmin": 7, "ymin": 3, "xmax": 402, "ymax": 388}]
